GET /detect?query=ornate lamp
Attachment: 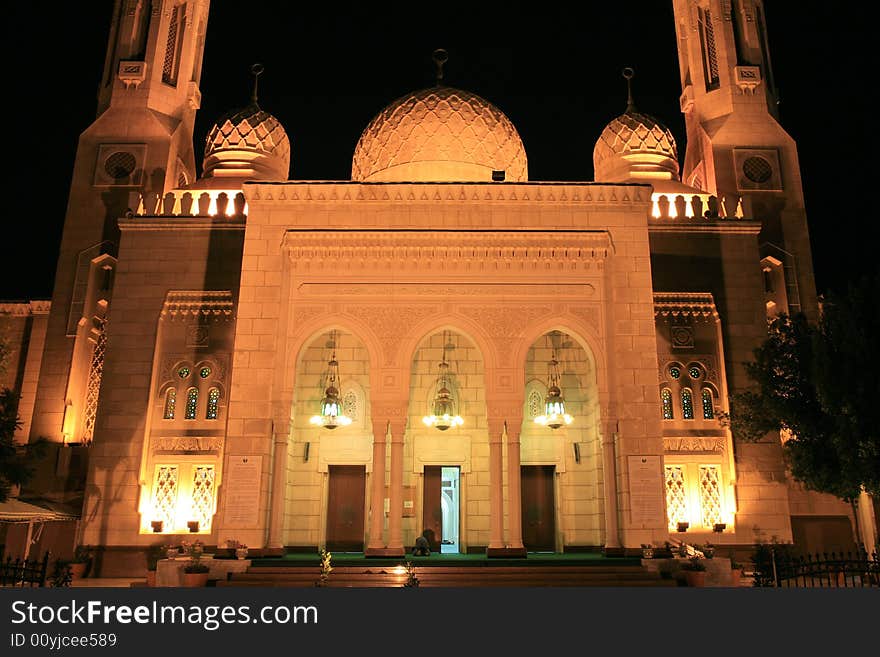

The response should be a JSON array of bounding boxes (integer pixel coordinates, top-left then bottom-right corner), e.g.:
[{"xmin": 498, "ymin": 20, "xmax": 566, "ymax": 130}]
[
  {"xmin": 534, "ymin": 350, "xmax": 573, "ymax": 430},
  {"xmin": 309, "ymin": 331, "xmax": 352, "ymax": 430},
  {"xmin": 422, "ymin": 332, "xmax": 464, "ymax": 431}
]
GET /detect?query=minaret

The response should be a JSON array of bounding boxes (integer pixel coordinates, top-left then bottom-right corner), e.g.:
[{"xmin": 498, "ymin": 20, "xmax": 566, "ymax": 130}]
[
  {"xmin": 671, "ymin": 0, "xmax": 817, "ymax": 317},
  {"xmin": 30, "ymin": 0, "xmax": 211, "ymax": 446}
]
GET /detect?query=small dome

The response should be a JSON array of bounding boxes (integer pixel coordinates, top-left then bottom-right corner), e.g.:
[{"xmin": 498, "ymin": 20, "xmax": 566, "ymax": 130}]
[
  {"xmin": 352, "ymin": 86, "xmax": 527, "ymax": 182},
  {"xmin": 203, "ymin": 103, "xmax": 290, "ymax": 181},
  {"xmin": 593, "ymin": 109, "xmax": 679, "ymax": 183}
]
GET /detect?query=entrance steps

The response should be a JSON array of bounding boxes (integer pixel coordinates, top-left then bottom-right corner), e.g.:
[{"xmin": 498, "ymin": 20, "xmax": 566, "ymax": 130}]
[{"xmin": 217, "ymin": 563, "xmax": 676, "ymax": 588}]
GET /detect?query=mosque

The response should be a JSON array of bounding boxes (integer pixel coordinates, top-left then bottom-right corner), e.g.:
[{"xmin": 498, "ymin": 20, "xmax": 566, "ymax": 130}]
[{"xmin": 1, "ymin": 0, "xmax": 873, "ymax": 575}]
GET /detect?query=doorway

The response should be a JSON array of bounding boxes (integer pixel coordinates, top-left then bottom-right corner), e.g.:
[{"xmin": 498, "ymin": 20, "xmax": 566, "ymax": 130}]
[
  {"xmin": 423, "ymin": 466, "xmax": 460, "ymax": 553},
  {"xmin": 521, "ymin": 465, "xmax": 556, "ymax": 552},
  {"xmin": 326, "ymin": 465, "xmax": 365, "ymax": 552}
]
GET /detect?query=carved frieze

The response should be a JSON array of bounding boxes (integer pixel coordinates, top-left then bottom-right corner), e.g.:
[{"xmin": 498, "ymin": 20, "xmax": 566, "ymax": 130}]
[
  {"xmin": 152, "ymin": 436, "xmax": 223, "ymax": 453},
  {"xmin": 345, "ymin": 305, "xmax": 434, "ymax": 365},
  {"xmin": 663, "ymin": 437, "xmax": 724, "ymax": 453}
]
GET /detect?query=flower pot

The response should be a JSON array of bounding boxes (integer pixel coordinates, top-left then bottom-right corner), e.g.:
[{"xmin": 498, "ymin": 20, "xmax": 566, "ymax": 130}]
[
  {"xmin": 69, "ymin": 562, "xmax": 88, "ymax": 580},
  {"xmin": 182, "ymin": 572, "xmax": 209, "ymax": 587},
  {"xmin": 685, "ymin": 571, "xmax": 706, "ymax": 587},
  {"xmin": 166, "ymin": 548, "xmax": 178, "ymax": 560},
  {"xmin": 641, "ymin": 548, "xmax": 654, "ymax": 559},
  {"xmin": 146, "ymin": 570, "xmax": 157, "ymax": 587},
  {"xmin": 730, "ymin": 568, "xmax": 743, "ymax": 587},
  {"xmin": 235, "ymin": 548, "xmax": 249, "ymax": 560}
]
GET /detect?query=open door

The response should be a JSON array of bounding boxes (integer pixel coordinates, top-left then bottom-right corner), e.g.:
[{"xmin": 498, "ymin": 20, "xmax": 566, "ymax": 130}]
[
  {"xmin": 521, "ymin": 465, "xmax": 556, "ymax": 552},
  {"xmin": 422, "ymin": 466, "xmax": 443, "ymax": 552},
  {"xmin": 423, "ymin": 466, "xmax": 460, "ymax": 553},
  {"xmin": 326, "ymin": 465, "xmax": 366, "ymax": 552}
]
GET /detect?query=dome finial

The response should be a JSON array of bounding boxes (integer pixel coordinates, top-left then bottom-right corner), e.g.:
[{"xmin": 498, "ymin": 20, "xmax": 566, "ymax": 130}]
[
  {"xmin": 623, "ymin": 67, "xmax": 636, "ymax": 112},
  {"xmin": 433, "ymin": 48, "xmax": 448, "ymax": 87},
  {"xmin": 251, "ymin": 63, "xmax": 264, "ymax": 106}
]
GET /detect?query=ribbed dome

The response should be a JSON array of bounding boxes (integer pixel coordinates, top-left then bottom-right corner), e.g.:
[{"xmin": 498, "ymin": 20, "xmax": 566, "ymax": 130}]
[
  {"xmin": 203, "ymin": 103, "xmax": 290, "ymax": 181},
  {"xmin": 352, "ymin": 86, "xmax": 527, "ymax": 182},
  {"xmin": 593, "ymin": 109, "xmax": 678, "ymax": 183}
]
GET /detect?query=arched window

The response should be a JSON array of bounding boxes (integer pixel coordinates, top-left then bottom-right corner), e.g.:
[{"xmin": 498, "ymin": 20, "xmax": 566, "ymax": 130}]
[
  {"xmin": 164, "ymin": 388, "xmax": 176, "ymax": 420},
  {"xmin": 681, "ymin": 388, "xmax": 694, "ymax": 420},
  {"xmin": 661, "ymin": 388, "xmax": 674, "ymax": 420},
  {"xmin": 185, "ymin": 387, "xmax": 198, "ymax": 420},
  {"xmin": 206, "ymin": 387, "xmax": 220, "ymax": 420},
  {"xmin": 702, "ymin": 388, "xmax": 715, "ymax": 420}
]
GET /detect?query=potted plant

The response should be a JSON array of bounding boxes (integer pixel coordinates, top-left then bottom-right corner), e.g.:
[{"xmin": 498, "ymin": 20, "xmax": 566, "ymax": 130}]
[
  {"xmin": 315, "ymin": 548, "xmax": 333, "ymax": 587},
  {"xmin": 640, "ymin": 544, "xmax": 654, "ymax": 559},
  {"xmin": 729, "ymin": 552, "xmax": 744, "ymax": 587},
  {"xmin": 235, "ymin": 544, "xmax": 249, "ymax": 560},
  {"xmin": 681, "ymin": 556, "xmax": 707, "ymax": 587},
  {"xmin": 702, "ymin": 542, "xmax": 715, "ymax": 559},
  {"xmin": 68, "ymin": 545, "xmax": 93, "ymax": 580},
  {"xmin": 182, "ymin": 540, "xmax": 210, "ymax": 587},
  {"xmin": 145, "ymin": 544, "xmax": 164, "ymax": 587}
]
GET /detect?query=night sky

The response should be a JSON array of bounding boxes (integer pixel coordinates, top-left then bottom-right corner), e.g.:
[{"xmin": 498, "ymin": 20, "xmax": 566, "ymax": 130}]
[{"xmin": 3, "ymin": 2, "xmax": 871, "ymax": 301}]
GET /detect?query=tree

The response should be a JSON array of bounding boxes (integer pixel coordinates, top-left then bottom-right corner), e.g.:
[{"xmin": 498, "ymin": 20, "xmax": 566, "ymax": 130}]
[
  {"xmin": 0, "ymin": 337, "xmax": 47, "ymax": 502},
  {"xmin": 726, "ymin": 274, "xmax": 880, "ymax": 504}
]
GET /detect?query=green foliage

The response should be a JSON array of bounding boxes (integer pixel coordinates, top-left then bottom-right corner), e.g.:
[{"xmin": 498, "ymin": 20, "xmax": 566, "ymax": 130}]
[
  {"xmin": 316, "ymin": 548, "xmax": 333, "ymax": 586},
  {"xmin": 0, "ymin": 389, "xmax": 48, "ymax": 503},
  {"xmin": 723, "ymin": 275, "xmax": 880, "ymax": 502}
]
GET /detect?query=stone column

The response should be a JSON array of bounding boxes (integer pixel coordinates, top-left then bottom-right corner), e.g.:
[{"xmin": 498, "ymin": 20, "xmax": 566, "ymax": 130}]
[
  {"xmin": 487, "ymin": 417, "xmax": 505, "ymax": 555},
  {"xmin": 365, "ymin": 419, "xmax": 388, "ymax": 555},
  {"xmin": 387, "ymin": 419, "xmax": 406, "ymax": 556},
  {"xmin": 602, "ymin": 426, "xmax": 621, "ymax": 549},
  {"xmin": 505, "ymin": 419, "xmax": 527, "ymax": 556},
  {"xmin": 266, "ymin": 427, "xmax": 288, "ymax": 550}
]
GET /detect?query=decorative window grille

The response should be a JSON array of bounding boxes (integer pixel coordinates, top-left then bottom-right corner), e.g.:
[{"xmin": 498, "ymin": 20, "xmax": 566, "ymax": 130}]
[
  {"xmin": 681, "ymin": 388, "xmax": 694, "ymax": 420},
  {"xmin": 152, "ymin": 465, "xmax": 179, "ymax": 529},
  {"xmin": 164, "ymin": 388, "xmax": 176, "ymax": 420},
  {"xmin": 699, "ymin": 7, "xmax": 720, "ymax": 90},
  {"xmin": 81, "ymin": 318, "xmax": 107, "ymax": 444},
  {"xmin": 702, "ymin": 388, "xmax": 715, "ymax": 419},
  {"xmin": 528, "ymin": 389, "xmax": 543, "ymax": 419},
  {"xmin": 162, "ymin": 3, "xmax": 186, "ymax": 85},
  {"xmin": 342, "ymin": 390, "xmax": 358, "ymax": 423},
  {"xmin": 699, "ymin": 465, "xmax": 724, "ymax": 528},
  {"xmin": 665, "ymin": 466, "xmax": 689, "ymax": 531},
  {"xmin": 661, "ymin": 389, "xmax": 674, "ymax": 420},
  {"xmin": 190, "ymin": 466, "xmax": 216, "ymax": 530},
  {"xmin": 206, "ymin": 387, "xmax": 220, "ymax": 420},
  {"xmin": 185, "ymin": 387, "xmax": 198, "ymax": 420}
]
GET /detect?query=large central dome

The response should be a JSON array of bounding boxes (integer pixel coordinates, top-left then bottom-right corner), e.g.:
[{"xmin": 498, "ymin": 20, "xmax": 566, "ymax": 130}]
[{"xmin": 351, "ymin": 86, "xmax": 528, "ymax": 182}]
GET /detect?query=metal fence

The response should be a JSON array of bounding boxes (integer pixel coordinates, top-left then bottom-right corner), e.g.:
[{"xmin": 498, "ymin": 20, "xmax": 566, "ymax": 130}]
[
  {"xmin": 0, "ymin": 552, "xmax": 50, "ymax": 588},
  {"xmin": 756, "ymin": 549, "xmax": 880, "ymax": 588}
]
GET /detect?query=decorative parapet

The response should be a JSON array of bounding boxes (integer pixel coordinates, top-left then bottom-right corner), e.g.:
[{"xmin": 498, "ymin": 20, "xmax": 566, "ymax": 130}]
[
  {"xmin": 650, "ymin": 191, "xmax": 748, "ymax": 220},
  {"xmin": 131, "ymin": 189, "xmax": 247, "ymax": 218},
  {"xmin": 654, "ymin": 293, "xmax": 719, "ymax": 321},
  {"xmin": 0, "ymin": 300, "xmax": 51, "ymax": 316},
  {"xmin": 160, "ymin": 291, "xmax": 234, "ymax": 319}
]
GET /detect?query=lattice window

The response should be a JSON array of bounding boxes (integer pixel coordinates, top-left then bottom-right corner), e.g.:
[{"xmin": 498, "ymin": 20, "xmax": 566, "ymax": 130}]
[
  {"xmin": 699, "ymin": 465, "xmax": 724, "ymax": 528},
  {"xmin": 190, "ymin": 466, "xmax": 216, "ymax": 530},
  {"xmin": 681, "ymin": 388, "xmax": 694, "ymax": 420},
  {"xmin": 699, "ymin": 7, "xmax": 720, "ymax": 90},
  {"xmin": 661, "ymin": 388, "xmax": 674, "ymax": 420},
  {"xmin": 702, "ymin": 388, "xmax": 715, "ymax": 419},
  {"xmin": 185, "ymin": 387, "xmax": 198, "ymax": 420},
  {"xmin": 81, "ymin": 318, "xmax": 107, "ymax": 444},
  {"xmin": 163, "ymin": 388, "xmax": 176, "ymax": 420},
  {"xmin": 342, "ymin": 390, "xmax": 358, "ymax": 423},
  {"xmin": 665, "ymin": 466, "xmax": 688, "ymax": 531},
  {"xmin": 162, "ymin": 3, "xmax": 186, "ymax": 85},
  {"xmin": 528, "ymin": 390, "xmax": 543, "ymax": 419},
  {"xmin": 206, "ymin": 387, "xmax": 220, "ymax": 420},
  {"xmin": 151, "ymin": 465, "xmax": 178, "ymax": 529}
]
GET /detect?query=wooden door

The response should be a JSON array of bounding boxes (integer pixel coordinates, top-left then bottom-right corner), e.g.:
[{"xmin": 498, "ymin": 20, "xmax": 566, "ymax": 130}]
[
  {"xmin": 326, "ymin": 465, "xmax": 366, "ymax": 552},
  {"xmin": 521, "ymin": 465, "xmax": 556, "ymax": 552},
  {"xmin": 422, "ymin": 466, "xmax": 443, "ymax": 551}
]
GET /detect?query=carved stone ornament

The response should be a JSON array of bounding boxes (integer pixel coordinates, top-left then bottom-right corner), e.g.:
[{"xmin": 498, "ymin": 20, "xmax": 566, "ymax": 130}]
[
  {"xmin": 345, "ymin": 305, "xmax": 435, "ymax": 365},
  {"xmin": 153, "ymin": 437, "xmax": 223, "ymax": 453},
  {"xmin": 663, "ymin": 437, "xmax": 724, "ymax": 453}
]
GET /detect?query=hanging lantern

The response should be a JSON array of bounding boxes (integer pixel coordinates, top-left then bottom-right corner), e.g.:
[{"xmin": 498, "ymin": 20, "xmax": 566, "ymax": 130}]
[
  {"xmin": 309, "ymin": 331, "xmax": 352, "ymax": 430},
  {"xmin": 534, "ymin": 352, "xmax": 573, "ymax": 430},
  {"xmin": 422, "ymin": 332, "xmax": 464, "ymax": 431}
]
